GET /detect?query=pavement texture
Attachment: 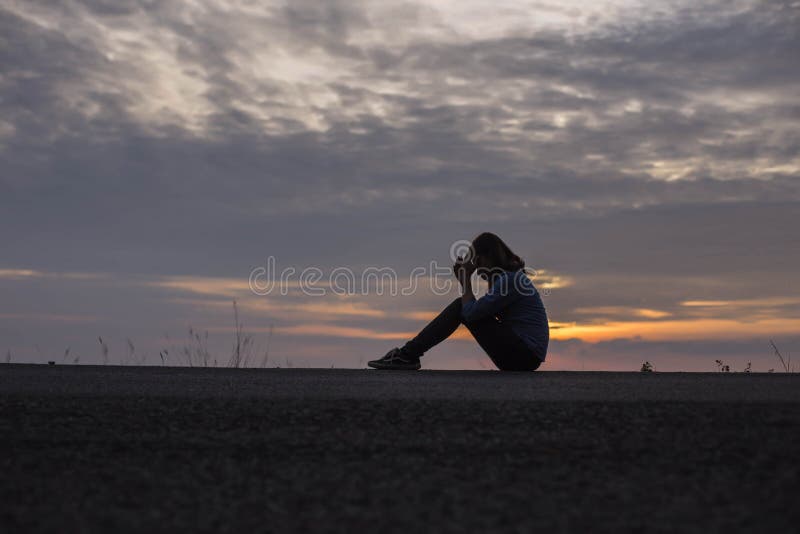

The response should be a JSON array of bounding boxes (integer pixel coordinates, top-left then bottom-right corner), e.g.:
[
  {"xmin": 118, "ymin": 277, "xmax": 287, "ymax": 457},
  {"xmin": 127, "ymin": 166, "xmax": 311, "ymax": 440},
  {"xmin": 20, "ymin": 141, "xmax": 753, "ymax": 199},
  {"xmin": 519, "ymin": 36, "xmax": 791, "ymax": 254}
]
[{"xmin": 1, "ymin": 365, "xmax": 799, "ymax": 533}]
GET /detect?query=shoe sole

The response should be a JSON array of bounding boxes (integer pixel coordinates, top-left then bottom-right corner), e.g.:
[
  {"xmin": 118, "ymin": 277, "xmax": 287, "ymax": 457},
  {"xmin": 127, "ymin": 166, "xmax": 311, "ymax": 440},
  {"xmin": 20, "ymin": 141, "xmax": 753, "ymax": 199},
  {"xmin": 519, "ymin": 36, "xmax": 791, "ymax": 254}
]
[{"xmin": 367, "ymin": 361, "xmax": 421, "ymax": 370}]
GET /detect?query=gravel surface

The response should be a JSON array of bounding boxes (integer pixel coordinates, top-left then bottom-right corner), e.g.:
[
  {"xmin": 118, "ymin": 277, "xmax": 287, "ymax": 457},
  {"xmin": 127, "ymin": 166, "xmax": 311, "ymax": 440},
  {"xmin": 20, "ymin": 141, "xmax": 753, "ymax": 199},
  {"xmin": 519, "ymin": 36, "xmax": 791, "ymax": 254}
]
[{"xmin": 1, "ymin": 365, "xmax": 799, "ymax": 533}]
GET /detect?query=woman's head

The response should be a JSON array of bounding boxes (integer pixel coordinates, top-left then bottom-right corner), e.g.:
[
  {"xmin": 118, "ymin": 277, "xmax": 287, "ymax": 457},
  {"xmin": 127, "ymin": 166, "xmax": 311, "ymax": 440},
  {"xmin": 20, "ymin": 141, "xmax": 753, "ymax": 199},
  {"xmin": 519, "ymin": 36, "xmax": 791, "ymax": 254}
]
[{"xmin": 470, "ymin": 232, "xmax": 525, "ymax": 280}]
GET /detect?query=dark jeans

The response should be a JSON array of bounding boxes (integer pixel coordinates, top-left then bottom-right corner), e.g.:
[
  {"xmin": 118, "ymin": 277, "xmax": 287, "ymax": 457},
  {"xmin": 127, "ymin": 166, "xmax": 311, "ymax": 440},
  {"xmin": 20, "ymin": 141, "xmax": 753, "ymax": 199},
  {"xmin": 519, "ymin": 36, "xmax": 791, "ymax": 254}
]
[{"xmin": 401, "ymin": 298, "xmax": 542, "ymax": 372}]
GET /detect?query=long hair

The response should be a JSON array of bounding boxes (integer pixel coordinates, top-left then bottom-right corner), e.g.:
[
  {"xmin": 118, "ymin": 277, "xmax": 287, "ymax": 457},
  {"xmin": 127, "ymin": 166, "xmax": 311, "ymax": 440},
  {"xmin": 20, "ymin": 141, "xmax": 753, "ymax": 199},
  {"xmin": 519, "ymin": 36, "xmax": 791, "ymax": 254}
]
[{"xmin": 471, "ymin": 232, "xmax": 525, "ymax": 272}]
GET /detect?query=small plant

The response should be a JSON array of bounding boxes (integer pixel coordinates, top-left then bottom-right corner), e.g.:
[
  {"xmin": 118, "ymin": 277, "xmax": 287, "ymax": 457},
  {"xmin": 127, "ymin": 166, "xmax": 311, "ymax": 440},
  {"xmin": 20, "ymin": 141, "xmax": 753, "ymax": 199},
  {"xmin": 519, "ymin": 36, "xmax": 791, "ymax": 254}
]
[
  {"xmin": 5, "ymin": 349, "xmax": 10, "ymax": 364},
  {"xmin": 159, "ymin": 350, "xmax": 168, "ymax": 366},
  {"xmin": 640, "ymin": 361, "xmax": 654, "ymax": 372},
  {"xmin": 743, "ymin": 361, "xmax": 752, "ymax": 373},
  {"xmin": 124, "ymin": 338, "xmax": 135, "ymax": 365},
  {"xmin": 61, "ymin": 347, "xmax": 71, "ymax": 364},
  {"xmin": 715, "ymin": 359, "xmax": 731, "ymax": 373},
  {"xmin": 98, "ymin": 337, "xmax": 109, "ymax": 365},
  {"xmin": 127, "ymin": 338, "xmax": 146, "ymax": 365}
]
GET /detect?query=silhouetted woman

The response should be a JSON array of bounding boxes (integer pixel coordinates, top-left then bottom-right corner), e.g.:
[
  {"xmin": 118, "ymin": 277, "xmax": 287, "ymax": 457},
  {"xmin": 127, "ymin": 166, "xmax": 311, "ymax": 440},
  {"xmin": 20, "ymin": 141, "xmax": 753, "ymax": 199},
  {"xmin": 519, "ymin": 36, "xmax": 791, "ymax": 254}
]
[{"xmin": 368, "ymin": 232, "xmax": 549, "ymax": 371}]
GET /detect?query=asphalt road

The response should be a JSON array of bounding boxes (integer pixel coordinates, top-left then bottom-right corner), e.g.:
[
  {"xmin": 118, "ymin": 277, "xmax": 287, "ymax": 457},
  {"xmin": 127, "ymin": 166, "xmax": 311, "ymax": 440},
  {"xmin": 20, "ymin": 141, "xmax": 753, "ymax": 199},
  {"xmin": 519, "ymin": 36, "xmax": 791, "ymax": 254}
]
[{"xmin": 1, "ymin": 365, "xmax": 799, "ymax": 533}]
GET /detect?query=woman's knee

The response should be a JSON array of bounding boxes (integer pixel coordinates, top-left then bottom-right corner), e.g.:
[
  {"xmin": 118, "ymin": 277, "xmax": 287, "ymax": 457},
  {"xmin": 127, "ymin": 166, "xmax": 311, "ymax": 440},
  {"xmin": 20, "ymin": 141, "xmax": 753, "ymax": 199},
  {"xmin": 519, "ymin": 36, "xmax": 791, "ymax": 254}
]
[{"xmin": 445, "ymin": 297, "xmax": 463, "ymax": 316}]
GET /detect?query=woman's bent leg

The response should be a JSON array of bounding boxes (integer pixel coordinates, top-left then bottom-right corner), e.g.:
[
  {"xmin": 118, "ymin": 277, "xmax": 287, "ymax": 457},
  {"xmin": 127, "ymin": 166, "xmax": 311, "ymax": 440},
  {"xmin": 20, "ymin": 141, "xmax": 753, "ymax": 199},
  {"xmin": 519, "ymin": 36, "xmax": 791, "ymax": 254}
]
[
  {"xmin": 398, "ymin": 298, "xmax": 541, "ymax": 370},
  {"xmin": 464, "ymin": 318, "xmax": 541, "ymax": 371},
  {"xmin": 400, "ymin": 298, "xmax": 463, "ymax": 358}
]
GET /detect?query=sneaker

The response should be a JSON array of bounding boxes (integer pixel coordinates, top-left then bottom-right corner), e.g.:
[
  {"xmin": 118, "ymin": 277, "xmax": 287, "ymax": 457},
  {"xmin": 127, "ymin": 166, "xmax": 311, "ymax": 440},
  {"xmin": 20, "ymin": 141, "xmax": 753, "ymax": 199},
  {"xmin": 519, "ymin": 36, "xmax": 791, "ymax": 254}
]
[{"xmin": 367, "ymin": 347, "xmax": 421, "ymax": 370}]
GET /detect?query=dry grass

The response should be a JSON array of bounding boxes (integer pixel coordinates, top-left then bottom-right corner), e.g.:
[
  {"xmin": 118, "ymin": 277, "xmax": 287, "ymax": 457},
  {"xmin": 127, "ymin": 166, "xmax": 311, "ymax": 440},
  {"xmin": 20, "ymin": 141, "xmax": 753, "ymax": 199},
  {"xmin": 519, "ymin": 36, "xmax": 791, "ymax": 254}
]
[
  {"xmin": 770, "ymin": 340, "xmax": 795, "ymax": 373},
  {"xmin": 98, "ymin": 337, "xmax": 109, "ymax": 365},
  {"xmin": 260, "ymin": 324, "xmax": 274, "ymax": 368},
  {"xmin": 176, "ymin": 327, "xmax": 213, "ymax": 367},
  {"xmin": 61, "ymin": 347, "xmax": 71, "ymax": 364},
  {"xmin": 148, "ymin": 300, "xmax": 278, "ymax": 368},
  {"xmin": 228, "ymin": 300, "xmax": 254, "ymax": 368}
]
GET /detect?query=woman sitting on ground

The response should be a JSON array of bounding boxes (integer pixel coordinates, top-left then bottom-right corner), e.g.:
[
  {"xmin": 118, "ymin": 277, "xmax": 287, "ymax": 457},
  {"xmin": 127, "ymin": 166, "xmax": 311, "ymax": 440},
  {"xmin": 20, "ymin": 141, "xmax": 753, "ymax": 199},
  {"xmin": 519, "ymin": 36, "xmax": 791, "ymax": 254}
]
[{"xmin": 368, "ymin": 232, "xmax": 549, "ymax": 371}]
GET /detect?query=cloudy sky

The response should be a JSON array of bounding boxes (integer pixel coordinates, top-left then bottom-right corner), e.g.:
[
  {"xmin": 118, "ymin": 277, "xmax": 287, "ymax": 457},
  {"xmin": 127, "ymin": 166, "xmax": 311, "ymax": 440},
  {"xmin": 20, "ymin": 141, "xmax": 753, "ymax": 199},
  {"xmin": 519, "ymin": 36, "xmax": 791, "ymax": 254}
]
[{"xmin": 1, "ymin": 0, "xmax": 798, "ymax": 371}]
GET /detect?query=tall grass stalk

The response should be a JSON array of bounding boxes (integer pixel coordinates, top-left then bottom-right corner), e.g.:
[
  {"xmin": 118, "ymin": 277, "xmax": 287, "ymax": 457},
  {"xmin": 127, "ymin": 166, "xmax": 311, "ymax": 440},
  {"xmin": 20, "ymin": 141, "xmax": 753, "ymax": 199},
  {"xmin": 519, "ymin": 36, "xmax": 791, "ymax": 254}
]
[
  {"xmin": 260, "ymin": 323, "xmax": 274, "ymax": 368},
  {"xmin": 98, "ymin": 337, "xmax": 109, "ymax": 365},
  {"xmin": 229, "ymin": 300, "xmax": 254, "ymax": 368},
  {"xmin": 770, "ymin": 340, "xmax": 794, "ymax": 372}
]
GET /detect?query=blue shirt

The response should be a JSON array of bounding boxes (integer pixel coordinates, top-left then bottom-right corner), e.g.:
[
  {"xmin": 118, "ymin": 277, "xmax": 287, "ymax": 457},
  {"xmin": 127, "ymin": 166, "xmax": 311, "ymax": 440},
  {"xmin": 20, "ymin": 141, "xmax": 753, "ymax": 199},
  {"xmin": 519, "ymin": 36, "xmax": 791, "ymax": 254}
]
[{"xmin": 461, "ymin": 269, "xmax": 550, "ymax": 361}]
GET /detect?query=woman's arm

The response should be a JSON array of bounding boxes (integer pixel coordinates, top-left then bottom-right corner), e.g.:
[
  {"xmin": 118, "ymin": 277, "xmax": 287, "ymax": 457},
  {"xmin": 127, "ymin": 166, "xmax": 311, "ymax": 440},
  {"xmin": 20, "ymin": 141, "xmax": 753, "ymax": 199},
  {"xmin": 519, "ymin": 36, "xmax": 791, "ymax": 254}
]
[
  {"xmin": 455, "ymin": 258, "xmax": 480, "ymax": 314},
  {"xmin": 460, "ymin": 271, "xmax": 524, "ymax": 323}
]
